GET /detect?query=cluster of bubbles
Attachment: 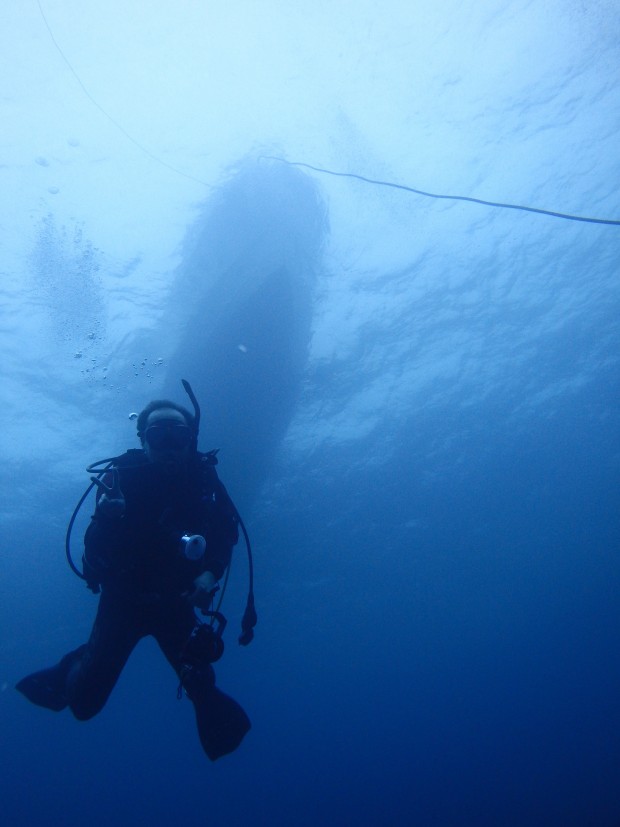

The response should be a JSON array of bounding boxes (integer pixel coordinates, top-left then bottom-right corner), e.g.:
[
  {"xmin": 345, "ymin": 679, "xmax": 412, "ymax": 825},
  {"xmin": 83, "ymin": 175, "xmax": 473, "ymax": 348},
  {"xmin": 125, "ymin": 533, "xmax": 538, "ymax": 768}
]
[
  {"xmin": 73, "ymin": 332, "xmax": 106, "ymax": 380},
  {"xmin": 131, "ymin": 356, "xmax": 165, "ymax": 380},
  {"xmin": 73, "ymin": 347, "xmax": 165, "ymax": 387}
]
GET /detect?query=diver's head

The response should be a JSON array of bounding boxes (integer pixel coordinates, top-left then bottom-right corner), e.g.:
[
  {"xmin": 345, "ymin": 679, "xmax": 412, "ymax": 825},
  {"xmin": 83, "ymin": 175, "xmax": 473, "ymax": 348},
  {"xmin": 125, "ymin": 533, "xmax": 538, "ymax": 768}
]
[{"xmin": 137, "ymin": 400, "xmax": 196, "ymax": 473}]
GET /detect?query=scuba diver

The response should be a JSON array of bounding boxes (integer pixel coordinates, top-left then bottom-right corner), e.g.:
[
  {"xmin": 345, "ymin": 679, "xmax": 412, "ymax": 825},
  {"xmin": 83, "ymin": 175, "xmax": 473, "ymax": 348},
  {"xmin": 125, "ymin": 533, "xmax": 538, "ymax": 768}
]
[{"xmin": 16, "ymin": 380, "xmax": 256, "ymax": 761}]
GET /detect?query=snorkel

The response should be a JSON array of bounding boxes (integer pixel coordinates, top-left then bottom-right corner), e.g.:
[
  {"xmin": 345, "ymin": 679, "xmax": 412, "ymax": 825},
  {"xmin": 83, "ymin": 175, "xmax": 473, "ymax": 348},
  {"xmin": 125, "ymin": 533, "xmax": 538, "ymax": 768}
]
[{"xmin": 181, "ymin": 378, "xmax": 201, "ymax": 451}]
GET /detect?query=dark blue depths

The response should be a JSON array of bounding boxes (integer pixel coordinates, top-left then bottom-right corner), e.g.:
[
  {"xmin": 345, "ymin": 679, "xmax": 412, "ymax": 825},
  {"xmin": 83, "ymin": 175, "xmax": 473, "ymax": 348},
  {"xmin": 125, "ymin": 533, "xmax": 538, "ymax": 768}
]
[{"xmin": 3, "ymin": 372, "xmax": 618, "ymax": 826}]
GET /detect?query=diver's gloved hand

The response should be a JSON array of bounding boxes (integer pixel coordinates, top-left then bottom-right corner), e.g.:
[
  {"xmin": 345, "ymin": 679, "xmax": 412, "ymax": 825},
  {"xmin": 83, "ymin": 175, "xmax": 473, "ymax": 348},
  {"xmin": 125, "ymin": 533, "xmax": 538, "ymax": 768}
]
[
  {"xmin": 91, "ymin": 469, "xmax": 126, "ymax": 519},
  {"xmin": 186, "ymin": 570, "xmax": 218, "ymax": 611}
]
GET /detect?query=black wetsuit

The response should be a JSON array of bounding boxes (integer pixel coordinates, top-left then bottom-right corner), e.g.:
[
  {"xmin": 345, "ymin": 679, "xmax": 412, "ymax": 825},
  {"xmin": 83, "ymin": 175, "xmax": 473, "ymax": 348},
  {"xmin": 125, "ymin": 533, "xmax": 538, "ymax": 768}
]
[{"xmin": 17, "ymin": 449, "xmax": 251, "ymax": 760}]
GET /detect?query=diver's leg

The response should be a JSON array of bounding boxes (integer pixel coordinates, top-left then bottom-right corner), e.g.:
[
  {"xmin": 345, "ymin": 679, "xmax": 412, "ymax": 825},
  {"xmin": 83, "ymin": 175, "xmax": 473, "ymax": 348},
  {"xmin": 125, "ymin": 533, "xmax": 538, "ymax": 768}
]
[
  {"xmin": 65, "ymin": 591, "xmax": 141, "ymax": 720},
  {"xmin": 154, "ymin": 603, "xmax": 251, "ymax": 760}
]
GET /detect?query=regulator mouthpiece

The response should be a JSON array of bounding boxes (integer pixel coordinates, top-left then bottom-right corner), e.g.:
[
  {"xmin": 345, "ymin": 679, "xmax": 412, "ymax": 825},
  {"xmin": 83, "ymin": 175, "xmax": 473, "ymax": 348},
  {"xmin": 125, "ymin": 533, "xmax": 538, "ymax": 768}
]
[{"xmin": 181, "ymin": 534, "xmax": 206, "ymax": 561}]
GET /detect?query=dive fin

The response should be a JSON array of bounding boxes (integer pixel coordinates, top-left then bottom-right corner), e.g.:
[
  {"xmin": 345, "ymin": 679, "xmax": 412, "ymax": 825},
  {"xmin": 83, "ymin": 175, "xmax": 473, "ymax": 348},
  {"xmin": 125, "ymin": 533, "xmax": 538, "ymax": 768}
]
[
  {"xmin": 195, "ymin": 686, "xmax": 251, "ymax": 760},
  {"xmin": 15, "ymin": 664, "xmax": 69, "ymax": 712}
]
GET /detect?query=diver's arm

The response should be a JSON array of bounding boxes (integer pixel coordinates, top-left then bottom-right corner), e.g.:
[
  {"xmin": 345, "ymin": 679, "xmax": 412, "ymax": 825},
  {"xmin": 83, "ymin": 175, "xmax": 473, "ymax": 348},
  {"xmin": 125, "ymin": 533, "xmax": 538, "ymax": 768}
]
[
  {"xmin": 208, "ymin": 477, "xmax": 239, "ymax": 575},
  {"xmin": 82, "ymin": 518, "xmax": 118, "ymax": 591},
  {"xmin": 186, "ymin": 508, "xmax": 237, "ymax": 608},
  {"xmin": 184, "ymin": 463, "xmax": 239, "ymax": 607},
  {"xmin": 82, "ymin": 470, "xmax": 126, "ymax": 591},
  {"xmin": 186, "ymin": 570, "xmax": 218, "ymax": 610},
  {"xmin": 91, "ymin": 468, "xmax": 126, "ymax": 519},
  {"xmin": 186, "ymin": 523, "xmax": 235, "ymax": 608}
]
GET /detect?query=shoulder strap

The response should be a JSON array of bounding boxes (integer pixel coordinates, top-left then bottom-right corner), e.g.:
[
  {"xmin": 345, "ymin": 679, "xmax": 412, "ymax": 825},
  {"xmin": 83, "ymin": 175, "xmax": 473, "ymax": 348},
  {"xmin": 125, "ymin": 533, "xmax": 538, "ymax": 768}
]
[{"xmin": 198, "ymin": 450, "xmax": 222, "ymax": 497}]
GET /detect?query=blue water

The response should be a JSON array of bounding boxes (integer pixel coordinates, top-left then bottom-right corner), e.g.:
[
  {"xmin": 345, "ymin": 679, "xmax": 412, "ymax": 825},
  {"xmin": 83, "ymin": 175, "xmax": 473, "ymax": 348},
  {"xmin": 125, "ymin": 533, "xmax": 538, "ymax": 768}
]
[{"xmin": 1, "ymin": 2, "xmax": 620, "ymax": 825}]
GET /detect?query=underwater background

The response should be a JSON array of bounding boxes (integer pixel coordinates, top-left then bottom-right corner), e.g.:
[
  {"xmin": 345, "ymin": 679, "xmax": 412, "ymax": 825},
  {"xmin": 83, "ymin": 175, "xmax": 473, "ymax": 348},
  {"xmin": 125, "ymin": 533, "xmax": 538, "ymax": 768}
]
[{"xmin": 1, "ymin": 1, "xmax": 619, "ymax": 825}]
